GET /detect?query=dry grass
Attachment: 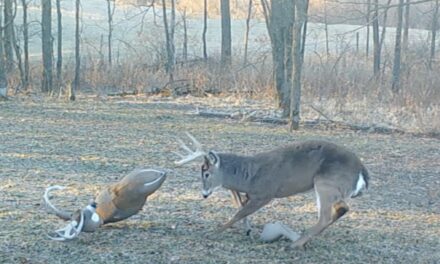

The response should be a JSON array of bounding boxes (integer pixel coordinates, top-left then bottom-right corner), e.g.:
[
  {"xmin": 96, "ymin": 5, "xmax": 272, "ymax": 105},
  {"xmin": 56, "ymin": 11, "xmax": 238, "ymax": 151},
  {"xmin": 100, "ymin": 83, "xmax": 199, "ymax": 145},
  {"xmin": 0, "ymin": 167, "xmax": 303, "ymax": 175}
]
[{"xmin": 0, "ymin": 96, "xmax": 439, "ymax": 263}]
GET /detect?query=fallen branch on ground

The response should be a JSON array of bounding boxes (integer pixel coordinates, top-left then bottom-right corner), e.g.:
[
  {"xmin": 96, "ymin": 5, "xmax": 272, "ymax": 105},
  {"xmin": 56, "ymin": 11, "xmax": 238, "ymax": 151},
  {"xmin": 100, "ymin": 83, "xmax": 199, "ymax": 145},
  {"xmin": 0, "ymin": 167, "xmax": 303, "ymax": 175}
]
[{"xmin": 194, "ymin": 107, "xmax": 407, "ymax": 135}]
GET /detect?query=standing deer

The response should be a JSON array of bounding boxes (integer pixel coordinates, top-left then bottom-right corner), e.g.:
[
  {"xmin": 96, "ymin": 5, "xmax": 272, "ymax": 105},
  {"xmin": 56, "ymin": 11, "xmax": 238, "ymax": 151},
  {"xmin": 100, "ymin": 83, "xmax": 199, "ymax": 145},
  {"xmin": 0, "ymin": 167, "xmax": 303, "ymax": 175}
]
[
  {"xmin": 174, "ymin": 132, "xmax": 369, "ymax": 248},
  {"xmin": 44, "ymin": 168, "xmax": 167, "ymax": 241}
]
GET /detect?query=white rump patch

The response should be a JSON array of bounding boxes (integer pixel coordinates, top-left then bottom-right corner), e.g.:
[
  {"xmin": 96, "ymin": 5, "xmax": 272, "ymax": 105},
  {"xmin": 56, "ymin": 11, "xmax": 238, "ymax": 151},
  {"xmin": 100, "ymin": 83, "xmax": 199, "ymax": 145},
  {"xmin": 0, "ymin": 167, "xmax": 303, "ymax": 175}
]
[
  {"xmin": 351, "ymin": 172, "xmax": 367, "ymax": 197},
  {"xmin": 315, "ymin": 187, "xmax": 321, "ymax": 218}
]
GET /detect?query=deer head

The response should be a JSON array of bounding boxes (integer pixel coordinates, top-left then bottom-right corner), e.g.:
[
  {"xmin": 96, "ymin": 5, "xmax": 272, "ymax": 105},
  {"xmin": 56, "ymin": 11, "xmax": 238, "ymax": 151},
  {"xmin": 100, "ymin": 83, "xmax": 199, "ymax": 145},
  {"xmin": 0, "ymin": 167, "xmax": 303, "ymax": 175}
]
[
  {"xmin": 174, "ymin": 132, "xmax": 224, "ymax": 198},
  {"xmin": 44, "ymin": 186, "xmax": 102, "ymax": 241},
  {"xmin": 201, "ymin": 151, "xmax": 225, "ymax": 198}
]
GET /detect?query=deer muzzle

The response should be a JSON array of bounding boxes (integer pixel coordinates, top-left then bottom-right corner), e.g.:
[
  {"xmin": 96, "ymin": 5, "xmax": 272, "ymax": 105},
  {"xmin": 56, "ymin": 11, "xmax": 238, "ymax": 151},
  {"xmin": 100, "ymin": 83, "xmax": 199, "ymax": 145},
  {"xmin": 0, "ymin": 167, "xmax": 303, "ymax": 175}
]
[{"xmin": 202, "ymin": 189, "xmax": 212, "ymax": 199}]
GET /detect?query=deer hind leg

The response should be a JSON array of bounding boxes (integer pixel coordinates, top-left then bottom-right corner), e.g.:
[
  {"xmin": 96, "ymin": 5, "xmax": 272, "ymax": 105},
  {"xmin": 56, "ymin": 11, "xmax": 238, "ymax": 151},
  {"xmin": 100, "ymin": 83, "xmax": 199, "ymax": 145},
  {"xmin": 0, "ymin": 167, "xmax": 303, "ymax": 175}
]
[
  {"xmin": 292, "ymin": 183, "xmax": 349, "ymax": 249},
  {"xmin": 230, "ymin": 191, "xmax": 252, "ymax": 235},
  {"xmin": 218, "ymin": 197, "xmax": 271, "ymax": 233}
]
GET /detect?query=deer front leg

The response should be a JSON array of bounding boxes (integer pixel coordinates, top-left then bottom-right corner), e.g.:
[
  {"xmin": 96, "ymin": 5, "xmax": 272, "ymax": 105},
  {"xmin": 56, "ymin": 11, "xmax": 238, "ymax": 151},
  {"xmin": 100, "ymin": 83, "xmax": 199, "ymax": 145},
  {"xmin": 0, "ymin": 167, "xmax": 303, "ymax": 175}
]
[
  {"xmin": 218, "ymin": 198, "xmax": 271, "ymax": 233},
  {"xmin": 230, "ymin": 191, "xmax": 252, "ymax": 235}
]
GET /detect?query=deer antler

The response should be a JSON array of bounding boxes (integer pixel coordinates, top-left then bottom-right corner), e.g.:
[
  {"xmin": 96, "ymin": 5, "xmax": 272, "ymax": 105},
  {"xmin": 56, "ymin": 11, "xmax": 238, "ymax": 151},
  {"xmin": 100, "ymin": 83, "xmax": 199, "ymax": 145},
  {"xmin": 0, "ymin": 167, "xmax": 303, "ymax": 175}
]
[
  {"xmin": 47, "ymin": 210, "xmax": 85, "ymax": 241},
  {"xmin": 174, "ymin": 132, "xmax": 207, "ymax": 165},
  {"xmin": 44, "ymin": 186, "xmax": 86, "ymax": 241},
  {"xmin": 44, "ymin": 186, "xmax": 73, "ymax": 220}
]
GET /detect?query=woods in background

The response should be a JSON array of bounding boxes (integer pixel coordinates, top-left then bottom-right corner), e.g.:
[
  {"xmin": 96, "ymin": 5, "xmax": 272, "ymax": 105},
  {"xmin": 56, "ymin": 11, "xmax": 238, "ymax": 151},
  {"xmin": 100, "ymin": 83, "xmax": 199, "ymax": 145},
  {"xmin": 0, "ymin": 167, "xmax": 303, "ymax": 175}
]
[{"xmin": 0, "ymin": 0, "xmax": 439, "ymax": 131}]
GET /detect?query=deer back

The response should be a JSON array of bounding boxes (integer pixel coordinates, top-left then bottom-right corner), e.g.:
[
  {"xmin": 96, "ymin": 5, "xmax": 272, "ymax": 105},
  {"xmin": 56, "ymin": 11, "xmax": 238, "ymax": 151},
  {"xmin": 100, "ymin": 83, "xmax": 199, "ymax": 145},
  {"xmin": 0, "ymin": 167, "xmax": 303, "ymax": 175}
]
[
  {"xmin": 215, "ymin": 140, "xmax": 367, "ymax": 199},
  {"xmin": 96, "ymin": 168, "xmax": 167, "ymax": 224}
]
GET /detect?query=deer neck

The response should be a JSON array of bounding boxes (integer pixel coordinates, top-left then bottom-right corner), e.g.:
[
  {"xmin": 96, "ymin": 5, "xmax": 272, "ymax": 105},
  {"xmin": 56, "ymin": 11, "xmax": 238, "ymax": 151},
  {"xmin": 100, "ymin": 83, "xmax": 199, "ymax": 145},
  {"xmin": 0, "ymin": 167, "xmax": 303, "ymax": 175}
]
[{"xmin": 218, "ymin": 153, "xmax": 253, "ymax": 193}]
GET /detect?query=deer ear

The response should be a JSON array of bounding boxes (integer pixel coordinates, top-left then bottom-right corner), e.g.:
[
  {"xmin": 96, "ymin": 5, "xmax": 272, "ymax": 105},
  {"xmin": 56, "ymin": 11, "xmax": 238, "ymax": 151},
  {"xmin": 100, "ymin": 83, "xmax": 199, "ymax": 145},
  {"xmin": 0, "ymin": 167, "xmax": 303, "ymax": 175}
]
[
  {"xmin": 207, "ymin": 151, "xmax": 220, "ymax": 168},
  {"xmin": 202, "ymin": 156, "xmax": 210, "ymax": 170}
]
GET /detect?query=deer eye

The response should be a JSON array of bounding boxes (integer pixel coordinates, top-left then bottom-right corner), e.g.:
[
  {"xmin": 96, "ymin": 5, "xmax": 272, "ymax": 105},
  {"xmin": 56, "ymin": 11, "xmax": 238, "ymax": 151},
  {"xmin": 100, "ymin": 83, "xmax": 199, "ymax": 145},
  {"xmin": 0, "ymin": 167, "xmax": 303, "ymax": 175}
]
[{"xmin": 204, "ymin": 172, "xmax": 210, "ymax": 179}]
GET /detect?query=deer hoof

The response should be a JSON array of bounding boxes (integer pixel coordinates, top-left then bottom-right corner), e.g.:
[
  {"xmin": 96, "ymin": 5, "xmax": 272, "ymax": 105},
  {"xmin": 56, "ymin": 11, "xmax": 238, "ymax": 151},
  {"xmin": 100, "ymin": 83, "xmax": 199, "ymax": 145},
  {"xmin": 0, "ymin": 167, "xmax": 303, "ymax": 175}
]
[
  {"xmin": 216, "ymin": 225, "xmax": 228, "ymax": 233},
  {"xmin": 291, "ymin": 239, "xmax": 307, "ymax": 250}
]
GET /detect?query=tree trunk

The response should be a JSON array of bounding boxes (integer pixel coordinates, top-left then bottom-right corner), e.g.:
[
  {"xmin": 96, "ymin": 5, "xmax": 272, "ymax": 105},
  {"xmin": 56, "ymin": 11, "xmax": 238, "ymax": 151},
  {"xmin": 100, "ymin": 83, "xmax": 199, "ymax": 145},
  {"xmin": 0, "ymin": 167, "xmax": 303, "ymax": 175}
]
[
  {"xmin": 162, "ymin": 0, "xmax": 170, "ymax": 70},
  {"xmin": 284, "ymin": 0, "xmax": 294, "ymax": 114},
  {"xmin": 264, "ymin": 0, "xmax": 294, "ymax": 117},
  {"xmin": 72, "ymin": 0, "xmax": 80, "ymax": 101},
  {"xmin": 22, "ymin": 0, "xmax": 29, "ymax": 90},
  {"xmin": 202, "ymin": 0, "xmax": 208, "ymax": 61},
  {"xmin": 182, "ymin": 9, "xmax": 188, "ymax": 62},
  {"xmin": 430, "ymin": 0, "xmax": 439, "ymax": 70},
  {"xmin": 366, "ymin": 0, "xmax": 371, "ymax": 57},
  {"xmin": 41, "ymin": 0, "xmax": 53, "ymax": 93},
  {"xmin": 324, "ymin": 0, "xmax": 329, "ymax": 56},
  {"xmin": 170, "ymin": 0, "xmax": 175, "ymax": 66},
  {"xmin": 300, "ymin": 0, "xmax": 309, "ymax": 66},
  {"xmin": 290, "ymin": 0, "xmax": 308, "ymax": 131},
  {"xmin": 220, "ymin": 0, "xmax": 232, "ymax": 65},
  {"xmin": 11, "ymin": 19, "xmax": 24, "ymax": 93},
  {"xmin": 161, "ymin": 0, "xmax": 175, "ymax": 82},
  {"xmin": 0, "ymin": 3, "xmax": 7, "ymax": 97},
  {"xmin": 372, "ymin": 0, "xmax": 380, "ymax": 75},
  {"xmin": 391, "ymin": 0, "xmax": 404, "ymax": 94},
  {"xmin": 402, "ymin": 0, "xmax": 410, "ymax": 54},
  {"xmin": 56, "ymin": 0, "xmax": 62, "ymax": 95},
  {"xmin": 372, "ymin": 0, "xmax": 391, "ymax": 76},
  {"xmin": 107, "ymin": 0, "xmax": 114, "ymax": 67},
  {"xmin": 243, "ymin": 0, "xmax": 252, "ymax": 65},
  {"xmin": 270, "ymin": 0, "xmax": 286, "ymax": 112},
  {"xmin": 3, "ymin": 0, "xmax": 14, "ymax": 72}
]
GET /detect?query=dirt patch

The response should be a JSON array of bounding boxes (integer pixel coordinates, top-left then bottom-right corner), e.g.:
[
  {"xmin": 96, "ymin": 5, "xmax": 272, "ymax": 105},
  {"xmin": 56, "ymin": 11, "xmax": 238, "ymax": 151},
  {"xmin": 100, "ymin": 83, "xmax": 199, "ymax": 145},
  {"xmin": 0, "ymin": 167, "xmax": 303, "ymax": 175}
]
[{"xmin": 0, "ymin": 97, "xmax": 439, "ymax": 263}]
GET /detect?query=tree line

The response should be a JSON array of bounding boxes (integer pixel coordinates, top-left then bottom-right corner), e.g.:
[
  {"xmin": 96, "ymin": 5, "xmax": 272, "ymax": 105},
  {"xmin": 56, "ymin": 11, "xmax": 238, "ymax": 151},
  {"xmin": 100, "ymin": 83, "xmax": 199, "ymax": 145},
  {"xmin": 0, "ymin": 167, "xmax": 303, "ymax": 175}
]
[{"xmin": 0, "ymin": 0, "xmax": 439, "ymax": 131}]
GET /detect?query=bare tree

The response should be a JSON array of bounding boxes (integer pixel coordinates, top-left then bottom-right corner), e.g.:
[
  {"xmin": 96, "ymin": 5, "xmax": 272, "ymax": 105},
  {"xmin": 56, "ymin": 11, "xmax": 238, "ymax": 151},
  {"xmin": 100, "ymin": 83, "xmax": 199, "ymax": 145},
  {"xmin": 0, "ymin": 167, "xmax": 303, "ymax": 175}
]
[
  {"xmin": 202, "ymin": 0, "xmax": 207, "ymax": 61},
  {"xmin": 106, "ymin": 0, "xmax": 115, "ymax": 67},
  {"xmin": 372, "ymin": 0, "xmax": 392, "ymax": 76},
  {"xmin": 11, "ymin": 16, "xmax": 24, "ymax": 93},
  {"xmin": 72, "ymin": 0, "xmax": 80, "ymax": 101},
  {"xmin": 290, "ymin": 0, "xmax": 309, "ymax": 131},
  {"xmin": 170, "ymin": 0, "xmax": 175, "ymax": 64},
  {"xmin": 366, "ymin": 0, "xmax": 371, "ymax": 57},
  {"xmin": 261, "ymin": 0, "xmax": 294, "ymax": 117},
  {"xmin": 220, "ymin": 0, "xmax": 231, "ymax": 65},
  {"xmin": 56, "ymin": 0, "xmax": 62, "ymax": 94},
  {"xmin": 391, "ymin": 0, "xmax": 404, "ymax": 94},
  {"xmin": 0, "ymin": 1, "xmax": 7, "ymax": 97},
  {"xmin": 372, "ymin": 0, "xmax": 380, "ymax": 74},
  {"xmin": 161, "ymin": 0, "xmax": 175, "ymax": 79},
  {"xmin": 243, "ymin": 0, "xmax": 252, "ymax": 65},
  {"xmin": 323, "ymin": 0, "xmax": 329, "ymax": 56},
  {"xmin": 402, "ymin": 0, "xmax": 410, "ymax": 54},
  {"xmin": 182, "ymin": 8, "xmax": 188, "ymax": 62},
  {"xmin": 300, "ymin": 0, "xmax": 309, "ymax": 65},
  {"xmin": 429, "ymin": 0, "xmax": 439, "ymax": 69},
  {"xmin": 4, "ymin": 0, "xmax": 14, "ymax": 72},
  {"xmin": 21, "ymin": 0, "xmax": 29, "ymax": 89},
  {"xmin": 41, "ymin": 0, "xmax": 53, "ymax": 93}
]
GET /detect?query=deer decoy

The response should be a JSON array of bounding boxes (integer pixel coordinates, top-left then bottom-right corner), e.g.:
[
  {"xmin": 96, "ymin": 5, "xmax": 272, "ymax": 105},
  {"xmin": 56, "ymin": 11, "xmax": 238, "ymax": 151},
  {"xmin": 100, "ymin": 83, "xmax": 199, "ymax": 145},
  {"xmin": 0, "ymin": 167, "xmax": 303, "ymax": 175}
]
[
  {"xmin": 174, "ymin": 132, "xmax": 369, "ymax": 248},
  {"xmin": 44, "ymin": 168, "xmax": 167, "ymax": 241}
]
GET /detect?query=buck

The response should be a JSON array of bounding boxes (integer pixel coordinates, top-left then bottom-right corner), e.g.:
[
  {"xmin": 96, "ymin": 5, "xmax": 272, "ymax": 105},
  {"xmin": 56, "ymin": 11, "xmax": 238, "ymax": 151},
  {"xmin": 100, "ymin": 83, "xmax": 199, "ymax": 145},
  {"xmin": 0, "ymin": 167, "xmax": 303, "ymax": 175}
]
[
  {"xmin": 174, "ymin": 132, "xmax": 369, "ymax": 248},
  {"xmin": 44, "ymin": 168, "xmax": 167, "ymax": 241}
]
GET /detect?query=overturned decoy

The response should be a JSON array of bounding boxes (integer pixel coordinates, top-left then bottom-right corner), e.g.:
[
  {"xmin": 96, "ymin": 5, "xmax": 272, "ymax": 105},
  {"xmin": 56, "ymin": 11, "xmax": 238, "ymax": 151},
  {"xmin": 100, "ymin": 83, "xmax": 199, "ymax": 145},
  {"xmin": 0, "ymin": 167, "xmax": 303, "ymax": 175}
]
[
  {"xmin": 260, "ymin": 222, "xmax": 300, "ymax": 243},
  {"xmin": 44, "ymin": 168, "xmax": 167, "ymax": 241}
]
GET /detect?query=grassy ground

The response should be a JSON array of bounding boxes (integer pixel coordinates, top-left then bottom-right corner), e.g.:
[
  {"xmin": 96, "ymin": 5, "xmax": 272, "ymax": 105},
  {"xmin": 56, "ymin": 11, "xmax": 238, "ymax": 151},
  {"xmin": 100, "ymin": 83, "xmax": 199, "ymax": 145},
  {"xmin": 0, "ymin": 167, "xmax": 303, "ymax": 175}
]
[{"xmin": 0, "ymin": 96, "xmax": 439, "ymax": 264}]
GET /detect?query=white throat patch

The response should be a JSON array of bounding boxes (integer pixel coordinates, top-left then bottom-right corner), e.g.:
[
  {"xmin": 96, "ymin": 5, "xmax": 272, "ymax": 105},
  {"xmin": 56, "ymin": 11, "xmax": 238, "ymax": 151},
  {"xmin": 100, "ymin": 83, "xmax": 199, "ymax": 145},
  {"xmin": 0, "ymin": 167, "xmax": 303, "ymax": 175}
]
[{"xmin": 91, "ymin": 213, "xmax": 100, "ymax": 223}]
